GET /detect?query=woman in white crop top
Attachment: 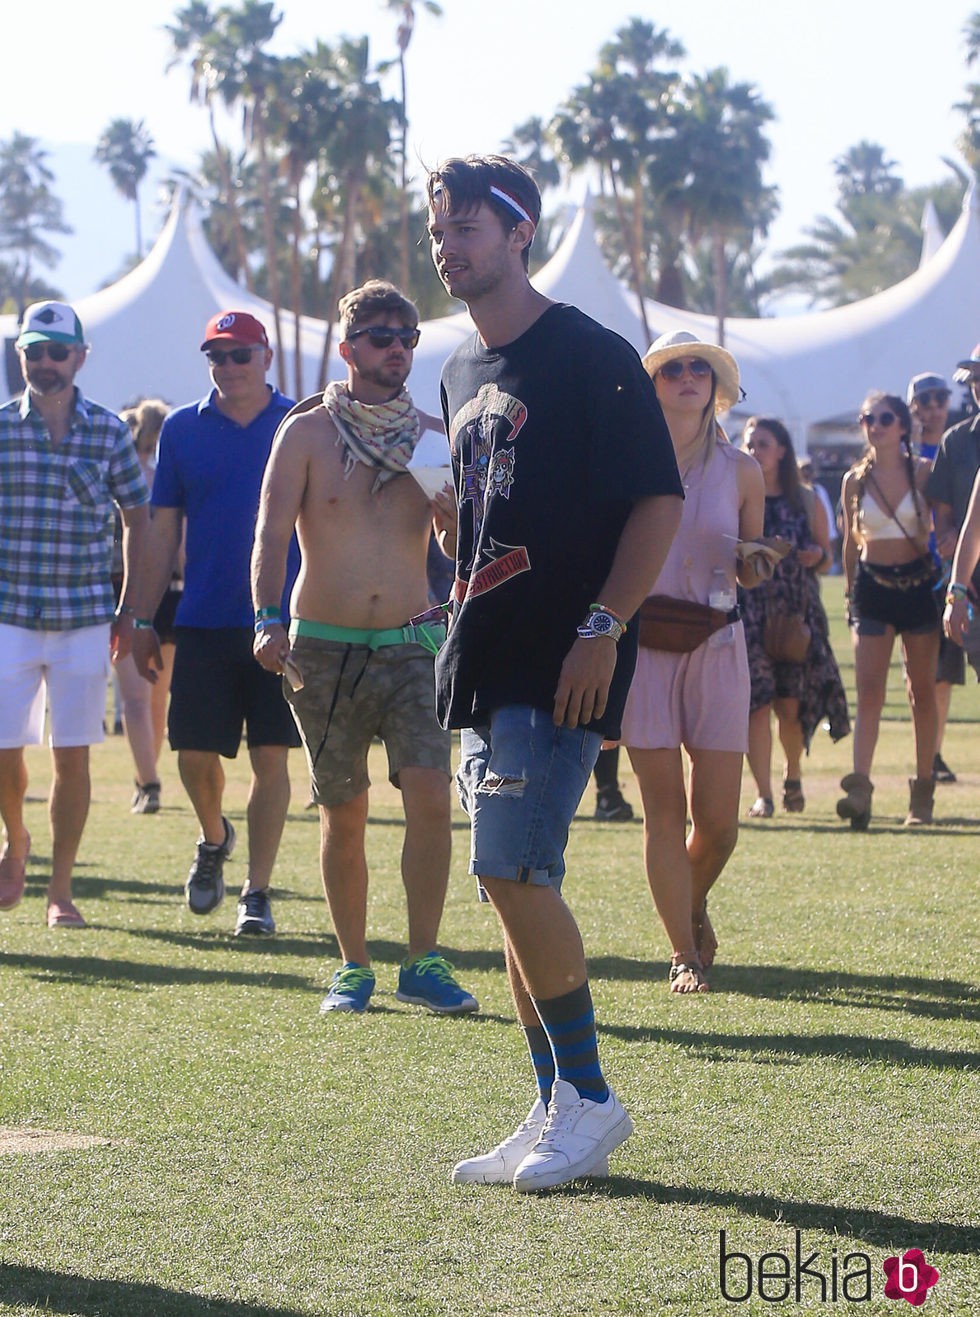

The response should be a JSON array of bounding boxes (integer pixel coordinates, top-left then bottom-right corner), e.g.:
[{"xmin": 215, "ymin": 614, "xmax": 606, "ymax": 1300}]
[{"xmin": 838, "ymin": 392, "xmax": 939, "ymax": 829}]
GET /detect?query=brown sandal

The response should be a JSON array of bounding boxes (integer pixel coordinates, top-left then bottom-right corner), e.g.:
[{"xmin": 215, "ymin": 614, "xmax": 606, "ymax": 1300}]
[{"xmin": 669, "ymin": 955, "xmax": 709, "ymax": 994}]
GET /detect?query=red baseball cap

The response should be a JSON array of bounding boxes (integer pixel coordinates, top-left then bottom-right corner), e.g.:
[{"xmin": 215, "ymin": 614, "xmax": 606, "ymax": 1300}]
[{"xmin": 200, "ymin": 311, "xmax": 270, "ymax": 351}]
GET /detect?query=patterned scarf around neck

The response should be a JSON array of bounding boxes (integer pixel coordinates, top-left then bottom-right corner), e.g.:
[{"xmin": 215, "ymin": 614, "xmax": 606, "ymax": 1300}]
[{"xmin": 322, "ymin": 381, "xmax": 421, "ymax": 491}]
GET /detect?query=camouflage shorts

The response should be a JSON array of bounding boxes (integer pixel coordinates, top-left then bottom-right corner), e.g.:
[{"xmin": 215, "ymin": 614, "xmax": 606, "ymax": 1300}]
[{"xmin": 285, "ymin": 635, "xmax": 451, "ymax": 807}]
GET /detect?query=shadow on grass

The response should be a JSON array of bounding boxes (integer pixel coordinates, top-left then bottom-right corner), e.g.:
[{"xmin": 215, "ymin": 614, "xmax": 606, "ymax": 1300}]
[
  {"xmin": 601, "ymin": 1017, "xmax": 979, "ymax": 1070},
  {"xmin": 120, "ymin": 929, "xmax": 507, "ymax": 976},
  {"xmin": 0, "ymin": 936, "xmax": 507, "ymax": 996},
  {"xmin": 590, "ymin": 955, "xmax": 980, "ymax": 1023},
  {"xmin": 0, "ymin": 1263, "xmax": 305, "ymax": 1317},
  {"xmin": 580, "ymin": 1180, "xmax": 980, "ymax": 1255},
  {"xmin": 0, "ymin": 951, "xmax": 314, "ymax": 992},
  {"xmin": 738, "ymin": 815, "xmax": 980, "ymax": 835}
]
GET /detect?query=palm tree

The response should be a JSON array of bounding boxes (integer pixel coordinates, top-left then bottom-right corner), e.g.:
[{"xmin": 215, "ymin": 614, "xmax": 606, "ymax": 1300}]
[
  {"xmin": 654, "ymin": 69, "xmax": 777, "ymax": 343},
  {"xmin": 965, "ymin": 10, "xmax": 980, "ymax": 64},
  {"xmin": 270, "ymin": 52, "xmax": 343, "ymax": 397},
  {"xmin": 182, "ymin": 0, "xmax": 287, "ymax": 385},
  {"xmin": 0, "ymin": 132, "xmax": 72, "ymax": 316},
  {"xmin": 552, "ymin": 21, "xmax": 684, "ymax": 343},
  {"xmin": 312, "ymin": 36, "xmax": 399, "ymax": 388},
  {"xmin": 166, "ymin": 1, "xmax": 253, "ymax": 288},
  {"xmin": 94, "ymin": 118, "xmax": 157, "ymax": 258},
  {"xmin": 769, "ymin": 165, "xmax": 964, "ymax": 308},
  {"xmin": 383, "ymin": 1, "xmax": 443, "ymax": 290},
  {"xmin": 500, "ymin": 118, "xmax": 561, "ymax": 193}
]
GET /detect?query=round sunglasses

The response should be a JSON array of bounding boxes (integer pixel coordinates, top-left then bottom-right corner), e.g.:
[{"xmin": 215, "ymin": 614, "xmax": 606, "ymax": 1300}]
[
  {"xmin": 23, "ymin": 342, "xmax": 74, "ymax": 363},
  {"xmin": 346, "ymin": 327, "xmax": 420, "ymax": 350},
  {"xmin": 658, "ymin": 357, "xmax": 712, "ymax": 381},
  {"xmin": 858, "ymin": 410, "xmax": 899, "ymax": 428}
]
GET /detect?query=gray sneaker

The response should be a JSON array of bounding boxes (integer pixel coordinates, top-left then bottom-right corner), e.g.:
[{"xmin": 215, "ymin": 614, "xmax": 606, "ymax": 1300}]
[
  {"xmin": 131, "ymin": 781, "xmax": 161, "ymax": 815},
  {"xmin": 185, "ymin": 817, "xmax": 235, "ymax": 915},
  {"xmin": 235, "ymin": 888, "xmax": 275, "ymax": 936}
]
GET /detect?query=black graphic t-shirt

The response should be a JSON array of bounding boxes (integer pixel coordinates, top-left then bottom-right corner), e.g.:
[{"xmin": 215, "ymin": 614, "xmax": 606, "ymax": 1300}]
[{"xmin": 436, "ymin": 303, "xmax": 682, "ymax": 738}]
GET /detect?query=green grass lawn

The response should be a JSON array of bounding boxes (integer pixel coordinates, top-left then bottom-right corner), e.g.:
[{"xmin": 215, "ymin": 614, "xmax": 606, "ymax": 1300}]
[{"xmin": 0, "ymin": 587, "xmax": 977, "ymax": 1315}]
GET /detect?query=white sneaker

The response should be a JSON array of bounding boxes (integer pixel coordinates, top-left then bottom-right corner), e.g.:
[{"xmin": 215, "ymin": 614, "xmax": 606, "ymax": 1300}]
[
  {"xmin": 512, "ymin": 1078, "xmax": 632, "ymax": 1192},
  {"xmin": 452, "ymin": 1098, "xmax": 612, "ymax": 1185},
  {"xmin": 452, "ymin": 1099, "xmax": 546, "ymax": 1184}
]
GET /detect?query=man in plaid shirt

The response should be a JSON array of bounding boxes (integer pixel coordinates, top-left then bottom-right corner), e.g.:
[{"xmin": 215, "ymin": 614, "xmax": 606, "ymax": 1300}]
[{"xmin": 0, "ymin": 301, "xmax": 148, "ymax": 928}]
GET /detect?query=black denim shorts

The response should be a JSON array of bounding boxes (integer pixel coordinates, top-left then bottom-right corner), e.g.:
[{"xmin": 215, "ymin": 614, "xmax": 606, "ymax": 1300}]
[{"xmin": 851, "ymin": 558, "xmax": 940, "ymax": 636}]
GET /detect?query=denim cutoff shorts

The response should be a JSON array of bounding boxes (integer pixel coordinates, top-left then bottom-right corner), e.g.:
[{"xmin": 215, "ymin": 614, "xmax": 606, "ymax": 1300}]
[{"xmin": 455, "ymin": 704, "xmax": 602, "ymax": 899}]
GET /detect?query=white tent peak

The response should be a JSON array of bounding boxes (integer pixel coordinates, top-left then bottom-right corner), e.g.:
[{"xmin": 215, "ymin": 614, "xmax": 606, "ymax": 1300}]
[
  {"xmin": 4, "ymin": 181, "xmax": 980, "ymax": 447},
  {"xmin": 918, "ymin": 199, "xmax": 945, "ymax": 267}
]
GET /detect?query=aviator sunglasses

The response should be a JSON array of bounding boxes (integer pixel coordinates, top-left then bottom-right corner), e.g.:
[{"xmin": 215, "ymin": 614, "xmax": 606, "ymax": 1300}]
[
  {"xmin": 23, "ymin": 342, "xmax": 73, "ymax": 362},
  {"xmin": 915, "ymin": 390, "xmax": 949, "ymax": 406},
  {"xmin": 346, "ymin": 327, "xmax": 420, "ymax": 350},
  {"xmin": 204, "ymin": 345, "xmax": 264, "ymax": 366},
  {"xmin": 859, "ymin": 410, "xmax": 898, "ymax": 428},
  {"xmin": 658, "ymin": 357, "xmax": 712, "ymax": 381}
]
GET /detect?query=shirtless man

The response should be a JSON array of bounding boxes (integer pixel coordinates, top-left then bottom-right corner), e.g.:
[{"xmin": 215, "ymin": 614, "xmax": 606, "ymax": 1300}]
[{"xmin": 251, "ymin": 279, "xmax": 477, "ymax": 1016}]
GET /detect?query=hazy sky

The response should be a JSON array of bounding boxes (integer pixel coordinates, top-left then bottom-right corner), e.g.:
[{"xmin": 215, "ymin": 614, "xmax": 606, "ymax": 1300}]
[{"xmin": 3, "ymin": 0, "xmax": 978, "ymax": 298}]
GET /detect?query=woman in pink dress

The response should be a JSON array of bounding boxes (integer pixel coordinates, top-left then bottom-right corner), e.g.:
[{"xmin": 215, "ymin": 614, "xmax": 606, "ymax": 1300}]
[{"xmin": 621, "ymin": 332, "xmax": 765, "ymax": 993}]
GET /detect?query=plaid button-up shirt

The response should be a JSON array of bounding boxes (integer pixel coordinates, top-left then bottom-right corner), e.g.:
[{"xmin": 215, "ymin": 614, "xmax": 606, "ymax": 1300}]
[{"xmin": 0, "ymin": 388, "xmax": 149, "ymax": 631}]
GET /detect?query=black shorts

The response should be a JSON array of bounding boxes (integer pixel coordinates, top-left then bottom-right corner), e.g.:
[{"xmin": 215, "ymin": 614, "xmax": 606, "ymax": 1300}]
[
  {"xmin": 169, "ymin": 626, "xmax": 301, "ymax": 758},
  {"xmin": 851, "ymin": 558, "xmax": 940, "ymax": 636}
]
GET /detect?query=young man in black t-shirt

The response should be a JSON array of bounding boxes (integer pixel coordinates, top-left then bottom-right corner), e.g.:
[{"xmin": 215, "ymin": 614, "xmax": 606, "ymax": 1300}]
[{"xmin": 426, "ymin": 155, "xmax": 683, "ymax": 1192}]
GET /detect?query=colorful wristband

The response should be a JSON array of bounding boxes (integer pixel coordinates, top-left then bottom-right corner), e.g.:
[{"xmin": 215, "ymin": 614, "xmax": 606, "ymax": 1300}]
[
  {"xmin": 255, "ymin": 605, "xmax": 283, "ymax": 621},
  {"xmin": 133, "ymin": 618, "xmax": 155, "ymax": 630},
  {"xmin": 946, "ymin": 582, "xmax": 970, "ymax": 600}
]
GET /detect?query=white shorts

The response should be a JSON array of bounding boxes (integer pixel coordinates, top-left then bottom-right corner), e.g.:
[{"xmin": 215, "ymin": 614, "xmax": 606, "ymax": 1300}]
[{"xmin": 0, "ymin": 623, "xmax": 111, "ymax": 748}]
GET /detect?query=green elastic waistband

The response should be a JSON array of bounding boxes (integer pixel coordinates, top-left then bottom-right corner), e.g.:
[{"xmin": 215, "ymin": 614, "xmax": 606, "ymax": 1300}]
[{"xmin": 288, "ymin": 617, "xmax": 445, "ymax": 654}]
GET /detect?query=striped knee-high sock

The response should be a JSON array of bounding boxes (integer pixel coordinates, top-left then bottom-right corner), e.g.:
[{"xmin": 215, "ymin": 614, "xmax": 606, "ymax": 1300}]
[
  {"xmin": 532, "ymin": 981, "xmax": 608, "ymax": 1103},
  {"xmin": 522, "ymin": 1023, "xmax": 555, "ymax": 1103}
]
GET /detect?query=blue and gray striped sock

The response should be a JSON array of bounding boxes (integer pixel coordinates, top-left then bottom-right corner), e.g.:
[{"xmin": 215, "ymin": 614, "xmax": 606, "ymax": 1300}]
[
  {"xmin": 532, "ymin": 982, "xmax": 608, "ymax": 1103},
  {"xmin": 522, "ymin": 1023, "xmax": 555, "ymax": 1103}
]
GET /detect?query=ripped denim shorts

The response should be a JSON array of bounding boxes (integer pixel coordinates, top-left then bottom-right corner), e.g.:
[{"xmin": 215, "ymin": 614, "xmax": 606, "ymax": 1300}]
[{"xmin": 455, "ymin": 703, "xmax": 602, "ymax": 898}]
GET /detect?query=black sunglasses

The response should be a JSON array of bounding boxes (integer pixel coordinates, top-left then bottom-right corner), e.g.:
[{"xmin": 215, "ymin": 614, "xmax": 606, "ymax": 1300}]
[
  {"xmin": 915, "ymin": 390, "xmax": 949, "ymax": 406},
  {"xmin": 347, "ymin": 327, "xmax": 420, "ymax": 350},
  {"xmin": 23, "ymin": 342, "xmax": 72, "ymax": 362},
  {"xmin": 204, "ymin": 346, "xmax": 263, "ymax": 366},
  {"xmin": 658, "ymin": 357, "xmax": 713, "ymax": 381},
  {"xmin": 859, "ymin": 410, "xmax": 898, "ymax": 428}
]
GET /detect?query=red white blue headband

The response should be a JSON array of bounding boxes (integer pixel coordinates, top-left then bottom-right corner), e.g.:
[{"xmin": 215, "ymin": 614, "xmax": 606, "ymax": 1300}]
[
  {"xmin": 489, "ymin": 185, "xmax": 535, "ymax": 227},
  {"xmin": 431, "ymin": 182, "xmax": 536, "ymax": 229}
]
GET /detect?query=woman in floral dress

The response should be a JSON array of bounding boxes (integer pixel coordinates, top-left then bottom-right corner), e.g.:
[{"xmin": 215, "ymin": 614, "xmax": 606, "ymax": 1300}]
[{"xmin": 740, "ymin": 417, "xmax": 850, "ymax": 817}]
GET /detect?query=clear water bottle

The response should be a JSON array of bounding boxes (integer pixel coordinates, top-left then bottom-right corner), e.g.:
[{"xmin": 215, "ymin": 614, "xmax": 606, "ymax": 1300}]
[{"xmin": 708, "ymin": 567, "xmax": 735, "ymax": 647}]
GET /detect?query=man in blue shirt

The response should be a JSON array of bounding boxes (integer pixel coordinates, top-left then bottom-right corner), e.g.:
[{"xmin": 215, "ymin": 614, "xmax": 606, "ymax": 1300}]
[
  {"xmin": 0, "ymin": 301, "xmax": 148, "ymax": 929},
  {"xmin": 132, "ymin": 311, "xmax": 299, "ymax": 935}
]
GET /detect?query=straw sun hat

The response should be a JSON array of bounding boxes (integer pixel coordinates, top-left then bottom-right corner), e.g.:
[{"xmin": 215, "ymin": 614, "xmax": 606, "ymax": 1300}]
[{"xmin": 641, "ymin": 330, "xmax": 740, "ymax": 413}]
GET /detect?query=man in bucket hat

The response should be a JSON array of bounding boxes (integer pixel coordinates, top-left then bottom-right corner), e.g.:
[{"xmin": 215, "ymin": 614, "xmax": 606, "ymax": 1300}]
[
  {"xmin": 0, "ymin": 302, "xmax": 149, "ymax": 927},
  {"xmin": 131, "ymin": 310, "xmax": 299, "ymax": 936}
]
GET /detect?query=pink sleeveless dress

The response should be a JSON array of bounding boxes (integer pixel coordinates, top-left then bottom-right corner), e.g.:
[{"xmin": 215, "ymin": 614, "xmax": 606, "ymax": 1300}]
[{"xmin": 621, "ymin": 440, "xmax": 750, "ymax": 752}]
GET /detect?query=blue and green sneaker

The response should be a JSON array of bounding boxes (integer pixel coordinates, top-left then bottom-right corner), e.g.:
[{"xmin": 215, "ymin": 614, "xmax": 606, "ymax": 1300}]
[
  {"xmin": 395, "ymin": 952, "xmax": 478, "ymax": 1015},
  {"xmin": 320, "ymin": 963, "xmax": 376, "ymax": 1014}
]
